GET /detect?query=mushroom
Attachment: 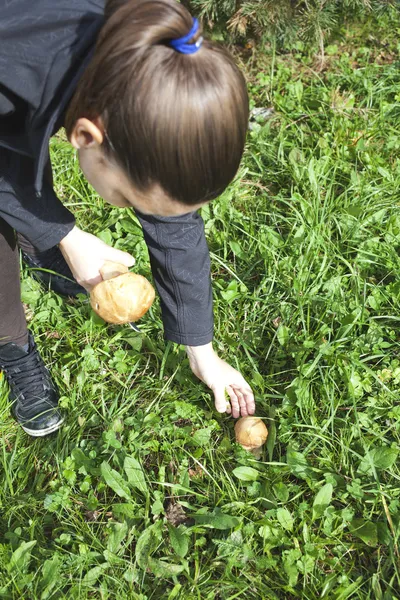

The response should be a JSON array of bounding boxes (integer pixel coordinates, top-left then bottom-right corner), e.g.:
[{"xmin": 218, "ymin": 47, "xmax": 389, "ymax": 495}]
[
  {"xmin": 234, "ymin": 417, "xmax": 268, "ymax": 459},
  {"xmin": 90, "ymin": 261, "xmax": 155, "ymax": 325}
]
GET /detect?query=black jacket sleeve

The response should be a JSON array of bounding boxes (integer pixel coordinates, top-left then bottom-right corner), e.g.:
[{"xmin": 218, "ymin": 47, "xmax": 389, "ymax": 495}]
[
  {"xmin": 134, "ymin": 209, "xmax": 214, "ymax": 346},
  {"xmin": 0, "ymin": 150, "xmax": 75, "ymax": 251}
]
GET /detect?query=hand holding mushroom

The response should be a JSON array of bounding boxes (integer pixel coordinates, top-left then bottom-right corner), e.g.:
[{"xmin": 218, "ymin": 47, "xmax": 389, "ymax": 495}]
[
  {"xmin": 59, "ymin": 226, "xmax": 135, "ymax": 291},
  {"xmin": 90, "ymin": 261, "xmax": 155, "ymax": 324},
  {"xmin": 186, "ymin": 345, "xmax": 256, "ymax": 418}
]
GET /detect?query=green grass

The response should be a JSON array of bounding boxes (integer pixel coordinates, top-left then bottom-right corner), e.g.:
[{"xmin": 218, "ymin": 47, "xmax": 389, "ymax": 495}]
[{"xmin": 1, "ymin": 12, "xmax": 400, "ymax": 600}]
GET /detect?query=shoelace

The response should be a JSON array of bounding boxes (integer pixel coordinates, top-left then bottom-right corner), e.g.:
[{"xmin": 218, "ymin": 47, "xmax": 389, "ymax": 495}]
[{"xmin": 3, "ymin": 348, "xmax": 54, "ymax": 411}]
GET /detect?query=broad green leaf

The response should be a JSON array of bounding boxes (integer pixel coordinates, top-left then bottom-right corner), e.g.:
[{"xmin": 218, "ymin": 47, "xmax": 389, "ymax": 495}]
[
  {"xmin": 284, "ymin": 560, "xmax": 299, "ymax": 588},
  {"xmin": 232, "ymin": 466, "xmax": 260, "ymax": 481},
  {"xmin": 321, "ymin": 574, "xmax": 337, "ymax": 598},
  {"xmin": 124, "ymin": 335, "xmax": 143, "ymax": 351},
  {"xmin": 277, "ymin": 324, "xmax": 289, "ymax": 346},
  {"xmin": 349, "ymin": 372, "xmax": 363, "ymax": 399},
  {"xmin": 20, "ymin": 280, "xmax": 41, "ymax": 305},
  {"xmin": 273, "ymin": 482, "xmax": 289, "ymax": 503},
  {"xmin": 107, "ymin": 521, "xmax": 129, "ymax": 554},
  {"xmin": 312, "ymin": 483, "xmax": 333, "ymax": 520},
  {"xmin": 349, "ymin": 519, "xmax": 378, "ymax": 546},
  {"xmin": 277, "ymin": 507, "xmax": 294, "ymax": 532},
  {"xmin": 151, "ymin": 498, "xmax": 164, "ymax": 516},
  {"xmin": 112, "ymin": 503, "xmax": 137, "ymax": 520},
  {"xmin": 148, "ymin": 558, "xmax": 184, "ymax": 578},
  {"xmin": 229, "ymin": 240, "xmax": 244, "ymax": 257},
  {"xmin": 283, "ymin": 548, "xmax": 301, "ymax": 587},
  {"xmin": 81, "ymin": 345, "xmax": 100, "ymax": 371},
  {"xmin": 264, "ymin": 226, "xmax": 284, "ymax": 248},
  {"xmin": 286, "ymin": 447, "xmax": 314, "ymax": 480},
  {"xmin": 97, "ymin": 229, "xmax": 113, "ymax": 245},
  {"xmin": 221, "ymin": 280, "xmax": 239, "ymax": 303},
  {"xmin": 192, "ymin": 427, "xmax": 213, "ymax": 447},
  {"xmin": 135, "ymin": 523, "xmax": 162, "ymax": 569},
  {"xmin": 377, "ymin": 166, "xmax": 391, "ymax": 180},
  {"xmin": 124, "ymin": 456, "xmax": 148, "ymax": 494},
  {"xmin": 122, "ymin": 568, "xmax": 136, "ymax": 584},
  {"xmin": 298, "ymin": 554, "xmax": 315, "ymax": 575},
  {"xmin": 359, "ymin": 447, "xmax": 398, "ymax": 474},
  {"xmin": 174, "ymin": 400, "xmax": 197, "ymax": 420},
  {"xmin": 292, "ymin": 79, "xmax": 304, "ymax": 102},
  {"xmin": 71, "ymin": 448, "xmax": 91, "ymax": 471},
  {"xmin": 100, "ymin": 462, "xmax": 132, "ymax": 501},
  {"xmin": 377, "ymin": 521, "xmax": 392, "ymax": 546},
  {"xmin": 39, "ymin": 554, "xmax": 61, "ymax": 598},
  {"xmin": 308, "ymin": 158, "xmax": 318, "ymax": 192},
  {"xmin": 82, "ymin": 564, "xmax": 107, "ymax": 586},
  {"xmin": 119, "ymin": 218, "xmax": 141, "ymax": 234},
  {"xmin": 8, "ymin": 540, "xmax": 37, "ymax": 573},
  {"xmin": 167, "ymin": 524, "xmax": 189, "ymax": 558},
  {"xmin": 194, "ymin": 508, "xmax": 241, "ymax": 530}
]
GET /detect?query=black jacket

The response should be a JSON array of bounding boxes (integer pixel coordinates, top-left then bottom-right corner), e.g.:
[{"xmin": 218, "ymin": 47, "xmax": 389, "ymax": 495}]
[{"xmin": 0, "ymin": 0, "xmax": 213, "ymax": 346}]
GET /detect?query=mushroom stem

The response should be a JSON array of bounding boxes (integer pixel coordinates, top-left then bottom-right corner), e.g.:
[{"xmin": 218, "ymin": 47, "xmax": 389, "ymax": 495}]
[
  {"xmin": 100, "ymin": 261, "xmax": 128, "ymax": 281},
  {"xmin": 250, "ymin": 446, "xmax": 263, "ymax": 459},
  {"xmin": 240, "ymin": 444, "xmax": 263, "ymax": 459}
]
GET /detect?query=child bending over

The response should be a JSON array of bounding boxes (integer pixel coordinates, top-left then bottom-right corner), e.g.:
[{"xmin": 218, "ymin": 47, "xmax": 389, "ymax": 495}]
[{"xmin": 0, "ymin": 0, "xmax": 255, "ymax": 436}]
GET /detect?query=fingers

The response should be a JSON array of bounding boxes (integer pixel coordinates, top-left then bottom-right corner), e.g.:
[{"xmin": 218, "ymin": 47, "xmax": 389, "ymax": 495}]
[
  {"xmin": 213, "ymin": 385, "xmax": 256, "ymax": 419},
  {"xmin": 213, "ymin": 386, "xmax": 229, "ymax": 414},
  {"xmin": 106, "ymin": 247, "xmax": 135, "ymax": 267},
  {"xmin": 79, "ymin": 274, "xmax": 102, "ymax": 292},
  {"xmin": 245, "ymin": 391, "xmax": 256, "ymax": 415},
  {"xmin": 232, "ymin": 384, "xmax": 256, "ymax": 416},
  {"xmin": 226, "ymin": 386, "xmax": 241, "ymax": 419},
  {"xmin": 228, "ymin": 385, "xmax": 248, "ymax": 417},
  {"xmin": 213, "ymin": 386, "xmax": 238, "ymax": 417}
]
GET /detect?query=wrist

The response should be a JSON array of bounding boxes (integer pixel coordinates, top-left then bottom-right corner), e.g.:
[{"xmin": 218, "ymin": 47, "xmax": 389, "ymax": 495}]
[
  {"xmin": 185, "ymin": 342, "xmax": 215, "ymax": 362},
  {"xmin": 59, "ymin": 225, "xmax": 80, "ymax": 249}
]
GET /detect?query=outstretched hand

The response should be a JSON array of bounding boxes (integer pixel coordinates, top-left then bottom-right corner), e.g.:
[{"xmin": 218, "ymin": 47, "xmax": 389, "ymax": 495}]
[
  {"xmin": 186, "ymin": 343, "xmax": 256, "ymax": 418},
  {"xmin": 59, "ymin": 226, "xmax": 135, "ymax": 291}
]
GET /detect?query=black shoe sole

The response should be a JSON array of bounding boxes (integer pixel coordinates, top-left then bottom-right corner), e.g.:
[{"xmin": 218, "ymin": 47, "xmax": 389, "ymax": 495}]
[{"xmin": 20, "ymin": 416, "xmax": 64, "ymax": 437}]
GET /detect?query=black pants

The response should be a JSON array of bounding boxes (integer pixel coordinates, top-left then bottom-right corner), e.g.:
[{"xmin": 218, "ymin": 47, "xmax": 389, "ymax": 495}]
[
  {"xmin": 0, "ymin": 152, "xmax": 58, "ymax": 347},
  {"xmin": 0, "ymin": 218, "xmax": 32, "ymax": 346}
]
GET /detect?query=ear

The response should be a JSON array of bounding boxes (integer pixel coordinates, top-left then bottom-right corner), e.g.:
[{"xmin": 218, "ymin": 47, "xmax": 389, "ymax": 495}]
[{"xmin": 69, "ymin": 117, "xmax": 104, "ymax": 149}]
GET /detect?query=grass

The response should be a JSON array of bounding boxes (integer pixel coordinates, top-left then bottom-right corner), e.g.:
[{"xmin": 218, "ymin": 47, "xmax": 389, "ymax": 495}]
[{"xmin": 1, "ymin": 11, "xmax": 400, "ymax": 600}]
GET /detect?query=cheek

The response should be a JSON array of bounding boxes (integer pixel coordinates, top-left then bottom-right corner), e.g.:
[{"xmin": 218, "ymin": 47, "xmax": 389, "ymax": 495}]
[
  {"xmin": 78, "ymin": 151, "xmax": 96, "ymax": 186},
  {"xmin": 78, "ymin": 151, "xmax": 110, "ymax": 199},
  {"xmin": 108, "ymin": 196, "xmax": 130, "ymax": 208}
]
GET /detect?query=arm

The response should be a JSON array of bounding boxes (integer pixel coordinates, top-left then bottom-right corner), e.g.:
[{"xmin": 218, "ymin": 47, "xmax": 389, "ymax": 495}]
[
  {"xmin": 134, "ymin": 209, "xmax": 214, "ymax": 346},
  {"xmin": 135, "ymin": 209, "xmax": 255, "ymax": 418},
  {"xmin": 0, "ymin": 151, "xmax": 135, "ymax": 287},
  {"xmin": 0, "ymin": 152, "xmax": 75, "ymax": 252}
]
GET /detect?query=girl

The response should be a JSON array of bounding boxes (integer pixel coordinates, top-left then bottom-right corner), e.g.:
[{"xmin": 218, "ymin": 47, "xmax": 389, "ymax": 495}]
[{"xmin": 0, "ymin": 0, "xmax": 255, "ymax": 436}]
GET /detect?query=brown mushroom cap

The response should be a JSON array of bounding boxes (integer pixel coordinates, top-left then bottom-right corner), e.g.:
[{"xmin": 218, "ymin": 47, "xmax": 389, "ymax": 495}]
[
  {"xmin": 234, "ymin": 417, "xmax": 268, "ymax": 450},
  {"xmin": 90, "ymin": 261, "xmax": 155, "ymax": 324}
]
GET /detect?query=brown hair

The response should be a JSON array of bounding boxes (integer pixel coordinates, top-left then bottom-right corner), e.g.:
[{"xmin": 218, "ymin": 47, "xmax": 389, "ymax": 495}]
[{"xmin": 65, "ymin": 0, "xmax": 249, "ymax": 205}]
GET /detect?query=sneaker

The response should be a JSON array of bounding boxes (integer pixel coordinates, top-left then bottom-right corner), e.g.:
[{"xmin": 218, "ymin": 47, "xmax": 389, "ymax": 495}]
[
  {"xmin": 0, "ymin": 333, "xmax": 64, "ymax": 437},
  {"xmin": 21, "ymin": 245, "xmax": 87, "ymax": 298}
]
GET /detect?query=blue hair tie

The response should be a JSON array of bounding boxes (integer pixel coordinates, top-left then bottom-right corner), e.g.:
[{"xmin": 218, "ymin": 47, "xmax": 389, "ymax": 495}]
[{"xmin": 169, "ymin": 18, "xmax": 203, "ymax": 55}]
